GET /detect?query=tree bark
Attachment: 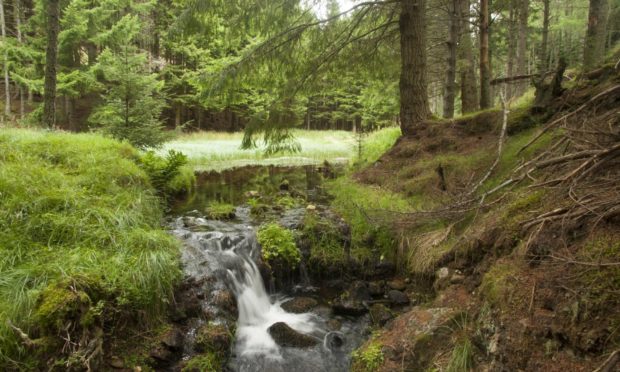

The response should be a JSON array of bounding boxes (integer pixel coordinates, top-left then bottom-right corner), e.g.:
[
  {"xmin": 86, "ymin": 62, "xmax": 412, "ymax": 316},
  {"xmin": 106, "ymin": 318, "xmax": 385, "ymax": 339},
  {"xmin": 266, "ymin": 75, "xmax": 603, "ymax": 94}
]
[
  {"xmin": 399, "ymin": 0, "xmax": 431, "ymax": 133},
  {"xmin": 14, "ymin": 0, "xmax": 25, "ymax": 120},
  {"xmin": 516, "ymin": 0, "xmax": 529, "ymax": 96},
  {"xmin": 583, "ymin": 0, "xmax": 610, "ymax": 71},
  {"xmin": 479, "ymin": 0, "xmax": 492, "ymax": 109},
  {"xmin": 506, "ymin": 0, "xmax": 517, "ymax": 100},
  {"xmin": 0, "ymin": 0, "xmax": 10, "ymax": 120},
  {"xmin": 43, "ymin": 0, "xmax": 61, "ymax": 128},
  {"xmin": 539, "ymin": 0, "xmax": 550, "ymax": 73},
  {"xmin": 443, "ymin": 0, "xmax": 458, "ymax": 118},
  {"xmin": 458, "ymin": 0, "xmax": 478, "ymax": 113}
]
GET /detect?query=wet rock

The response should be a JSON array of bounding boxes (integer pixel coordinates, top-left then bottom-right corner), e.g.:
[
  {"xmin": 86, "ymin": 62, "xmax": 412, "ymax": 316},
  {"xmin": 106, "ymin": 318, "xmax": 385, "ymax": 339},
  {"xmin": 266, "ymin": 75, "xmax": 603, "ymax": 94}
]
[
  {"xmin": 172, "ymin": 291, "xmax": 202, "ymax": 321},
  {"xmin": 281, "ymin": 297, "xmax": 318, "ymax": 313},
  {"xmin": 387, "ymin": 279, "xmax": 407, "ymax": 291},
  {"xmin": 332, "ymin": 281, "xmax": 371, "ymax": 316},
  {"xmin": 368, "ymin": 281, "xmax": 385, "ymax": 297},
  {"xmin": 109, "ymin": 356, "xmax": 124, "ymax": 369},
  {"xmin": 161, "ymin": 328, "xmax": 184, "ymax": 351},
  {"xmin": 195, "ymin": 323, "xmax": 232, "ymax": 353},
  {"xmin": 325, "ymin": 331, "xmax": 346, "ymax": 351},
  {"xmin": 387, "ymin": 290, "xmax": 410, "ymax": 306},
  {"xmin": 327, "ymin": 319, "xmax": 342, "ymax": 331},
  {"xmin": 149, "ymin": 345, "xmax": 173, "ymax": 362},
  {"xmin": 268, "ymin": 322, "xmax": 319, "ymax": 348},
  {"xmin": 213, "ymin": 289, "xmax": 237, "ymax": 316},
  {"xmin": 369, "ymin": 304, "xmax": 393, "ymax": 326}
]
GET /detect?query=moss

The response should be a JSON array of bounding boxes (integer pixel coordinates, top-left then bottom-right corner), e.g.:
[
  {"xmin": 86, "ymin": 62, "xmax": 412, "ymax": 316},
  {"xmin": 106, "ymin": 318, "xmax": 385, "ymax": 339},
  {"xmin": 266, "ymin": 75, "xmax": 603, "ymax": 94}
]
[
  {"xmin": 480, "ymin": 260, "xmax": 520, "ymax": 308},
  {"xmin": 257, "ymin": 223, "xmax": 300, "ymax": 267},
  {"xmin": 301, "ymin": 213, "xmax": 346, "ymax": 266},
  {"xmin": 205, "ymin": 202, "xmax": 236, "ymax": 220},
  {"xmin": 35, "ymin": 282, "xmax": 93, "ymax": 333},
  {"xmin": 194, "ymin": 322, "xmax": 232, "ymax": 354},
  {"xmin": 351, "ymin": 339, "xmax": 384, "ymax": 372},
  {"xmin": 182, "ymin": 352, "xmax": 223, "ymax": 372}
]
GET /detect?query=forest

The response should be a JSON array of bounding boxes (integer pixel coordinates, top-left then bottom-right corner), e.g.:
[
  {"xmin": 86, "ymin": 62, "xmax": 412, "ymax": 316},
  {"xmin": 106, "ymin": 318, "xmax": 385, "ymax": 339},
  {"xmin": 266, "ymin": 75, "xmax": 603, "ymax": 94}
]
[{"xmin": 0, "ymin": 0, "xmax": 619, "ymax": 371}]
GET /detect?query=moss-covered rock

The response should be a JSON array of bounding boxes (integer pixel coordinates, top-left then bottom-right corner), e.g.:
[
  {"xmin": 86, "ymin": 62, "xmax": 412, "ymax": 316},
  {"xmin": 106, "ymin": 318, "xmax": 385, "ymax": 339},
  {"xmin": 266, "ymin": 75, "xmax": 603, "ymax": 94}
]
[
  {"xmin": 194, "ymin": 322, "xmax": 232, "ymax": 354},
  {"xmin": 267, "ymin": 322, "xmax": 318, "ymax": 348}
]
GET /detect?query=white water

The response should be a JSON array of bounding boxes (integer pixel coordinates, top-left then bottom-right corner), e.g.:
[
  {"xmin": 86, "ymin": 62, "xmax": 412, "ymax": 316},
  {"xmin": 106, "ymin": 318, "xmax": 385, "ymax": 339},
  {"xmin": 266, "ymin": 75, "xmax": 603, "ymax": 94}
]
[{"xmin": 228, "ymin": 248, "xmax": 317, "ymax": 359}]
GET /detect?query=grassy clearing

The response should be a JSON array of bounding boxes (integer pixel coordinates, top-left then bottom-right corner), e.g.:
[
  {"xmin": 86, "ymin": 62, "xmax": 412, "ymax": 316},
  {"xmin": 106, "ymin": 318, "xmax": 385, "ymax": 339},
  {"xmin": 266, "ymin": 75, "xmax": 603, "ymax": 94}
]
[
  {"xmin": 0, "ymin": 129, "xmax": 181, "ymax": 369},
  {"xmin": 162, "ymin": 128, "xmax": 400, "ymax": 171}
]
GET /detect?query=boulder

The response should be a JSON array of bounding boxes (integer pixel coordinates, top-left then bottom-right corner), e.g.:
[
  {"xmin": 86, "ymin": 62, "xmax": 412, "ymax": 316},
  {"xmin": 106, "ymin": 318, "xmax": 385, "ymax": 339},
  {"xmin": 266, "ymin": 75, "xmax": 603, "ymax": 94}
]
[
  {"xmin": 369, "ymin": 304, "xmax": 393, "ymax": 326},
  {"xmin": 281, "ymin": 297, "xmax": 318, "ymax": 313},
  {"xmin": 268, "ymin": 322, "xmax": 318, "ymax": 348},
  {"xmin": 161, "ymin": 328, "xmax": 184, "ymax": 351},
  {"xmin": 387, "ymin": 279, "xmax": 407, "ymax": 291},
  {"xmin": 332, "ymin": 281, "xmax": 371, "ymax": 316},
  {"xmin": 195, "ymin": 323, "xmax": 232, "ymax": 353},
  {"xmin": 387, "ymin": 290, "xmax": 410, "ymax": 306},
  {"xmin": 368, "ymin": 281, "xmax": 385, "ymax": 297}
]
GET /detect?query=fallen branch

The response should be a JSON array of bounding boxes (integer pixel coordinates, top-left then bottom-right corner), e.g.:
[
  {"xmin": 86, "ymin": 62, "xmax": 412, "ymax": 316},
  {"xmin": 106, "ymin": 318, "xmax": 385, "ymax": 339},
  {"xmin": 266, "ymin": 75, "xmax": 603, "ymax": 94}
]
[
  {"xmin": 7, "ymin": 320, "xmax": 36, "ymax": 348},
  {"xmin": 593, "ymin": 349, "xmax": 620, "ymax": 372},
  {"xmin": 518, "ymin": 84, "xmax": 620, "ymax": 155}
]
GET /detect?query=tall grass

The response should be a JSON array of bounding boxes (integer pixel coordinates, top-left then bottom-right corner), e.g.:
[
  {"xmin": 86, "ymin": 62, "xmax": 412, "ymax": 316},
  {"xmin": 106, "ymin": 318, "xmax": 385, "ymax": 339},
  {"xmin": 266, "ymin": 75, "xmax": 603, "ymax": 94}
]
[
  {"xmin": 162, "ymin": 128, "xmax": 400, "ymax": 171},
  {"xmin": 0, "ymin": 129, "xmax": 181, "ymax": 368}
]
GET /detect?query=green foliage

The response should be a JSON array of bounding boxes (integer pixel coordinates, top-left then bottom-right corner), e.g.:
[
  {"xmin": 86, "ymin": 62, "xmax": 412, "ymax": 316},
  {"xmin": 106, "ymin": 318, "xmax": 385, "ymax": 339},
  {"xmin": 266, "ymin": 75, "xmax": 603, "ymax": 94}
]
[
  {"xmin": 205, "ymin": 202, "xmax": 236, "ymax": 220},
  {"xmin": 446, "ymin": 338, "xmax": 474, "ymax": 372},
  {"xmin": 88, "ymin": 16, "xmax": 167, "ymax": 149},
  {"xmin": 257, "ymin": 223, "xmax": 300, "ymax": 267},
  {"xmin": 182, "ymin": 352, "xmax": 223, "ymax": 372},
  {"xmin": 301, "ymin": 212, "xmax": 345, "ymax": 265},
  {"xmin": 352, "ymin": 340, "xmax": 384, "ymax": 372},
  {"xmin": 0, "ymin": 129, "xmax": 181, "ymax": 368},
  {"xmin": 480, "ymin": 260, "xmax": 519, "ymax": 307},
  {"xmin": 139, "ymin": 150, "xmax": 192, "ymax": 196}
]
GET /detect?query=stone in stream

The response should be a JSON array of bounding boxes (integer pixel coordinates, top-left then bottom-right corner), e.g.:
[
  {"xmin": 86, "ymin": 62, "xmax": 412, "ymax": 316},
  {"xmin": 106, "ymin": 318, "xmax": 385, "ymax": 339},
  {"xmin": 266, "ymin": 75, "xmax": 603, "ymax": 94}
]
[
  {"xmin": 281, "ymin": 297, "xmax": 318, "ymax": 313},
  {"xmin": 387, "ymin": 278, "xmax": 407, "ymax": 291},
  {"xmin": 369, "ymin": 303, "xmax": 394, "ymax": 326},
  {"xmin": 161, "ymin": 328, "xmax": 184, "ymax": 351},
  {"xmin": 332, "ymin": 281, "xmax": 371, "ymax": 316},
  {"xmin": 368, "ymin": 281, "xmax": 385, "ymax": 297},
  {"xmin": 387, "ymin": 290, "xmax": 410, "ymax": 306},
  {"xmin": 268, "ymin": 322, "xmax": 319, "ymax": 348}
]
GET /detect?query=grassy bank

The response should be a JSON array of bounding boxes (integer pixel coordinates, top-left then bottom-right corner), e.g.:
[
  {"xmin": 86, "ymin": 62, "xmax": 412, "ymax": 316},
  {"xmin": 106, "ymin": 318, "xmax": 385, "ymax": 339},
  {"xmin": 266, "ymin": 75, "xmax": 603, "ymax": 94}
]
[
  {"xmin": 0, "ymin": 129, "xmax": 183, "ymax": 369},
  {"xmin": 162, "ymin": 128, "xmax": 401, "ymax": 171}
]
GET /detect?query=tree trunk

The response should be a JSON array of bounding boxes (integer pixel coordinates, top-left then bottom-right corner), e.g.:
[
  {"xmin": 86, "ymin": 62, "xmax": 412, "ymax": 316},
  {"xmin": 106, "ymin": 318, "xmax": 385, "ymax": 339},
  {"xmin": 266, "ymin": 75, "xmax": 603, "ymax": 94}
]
[
  {"xmin": 583, "ymin": 0, "xmax": 610, "ymax": 71},
  {"xmin": 443, "ymin": 0, "xmax": 458, "ymax": 119},
  {"xmin": 516, "ymin": 0, "xmax": 529, "ymax": 96},
  {"xmin": 506, "ymin": 0, "xmax": 517, "ymax": 100},
  {"xmin": 14, "ymin": 0, "xmax": 24, "ymax": 120},
  {"xmin": 458, "ymin": 0, "xmax": 478, "ymax": 113},
  {"xmin": 479, "ymin": 0, "xmax": 492, "ymax": 109},
  {"xmin": 0, "ymin": 0, "xmax": 10, "ymax": 120},
  {"xmin": 399, "ymin": 0, "xmax": 431, "ymax": 133},
  {"xmin": 43, "ymin": 0, "xmax": 60, "ymax": 128},
  {"xmin": 539, "ymin": 0, "xmax": 550, "ymax": 73}
]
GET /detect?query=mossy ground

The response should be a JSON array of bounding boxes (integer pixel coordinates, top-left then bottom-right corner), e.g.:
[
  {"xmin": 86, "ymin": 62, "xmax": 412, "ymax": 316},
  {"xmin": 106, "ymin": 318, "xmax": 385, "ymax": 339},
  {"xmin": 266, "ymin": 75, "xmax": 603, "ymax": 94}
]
[{"xmin": 0, "ymin": 129, "xmax": 184, "ymax": 369}]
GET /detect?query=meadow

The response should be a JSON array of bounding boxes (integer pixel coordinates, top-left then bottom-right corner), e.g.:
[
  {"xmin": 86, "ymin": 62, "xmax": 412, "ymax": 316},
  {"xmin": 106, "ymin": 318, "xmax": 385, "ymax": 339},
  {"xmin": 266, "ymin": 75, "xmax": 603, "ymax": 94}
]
[{"xmin": 162, "ymin": 128, "xmax": 402, "ymax": 171}]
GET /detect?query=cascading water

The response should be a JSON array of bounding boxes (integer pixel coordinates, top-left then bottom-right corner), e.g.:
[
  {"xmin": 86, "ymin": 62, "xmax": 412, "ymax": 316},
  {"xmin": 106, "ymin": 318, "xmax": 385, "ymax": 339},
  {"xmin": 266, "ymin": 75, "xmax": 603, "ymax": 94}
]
[{"xmin": 171, "ymin": 206, "xmax": 368, "ymax": 372}]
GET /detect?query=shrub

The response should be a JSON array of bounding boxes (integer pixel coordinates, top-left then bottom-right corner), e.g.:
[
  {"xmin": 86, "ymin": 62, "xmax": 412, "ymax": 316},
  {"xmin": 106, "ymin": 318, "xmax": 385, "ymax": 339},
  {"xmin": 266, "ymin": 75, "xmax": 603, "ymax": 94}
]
[
  {"xmin": 140, "ymin": 149, "xmax": 193, "ymax": 196},
  {"xmin": 352, "ymin": 340, "xmax": 384, "ymax": 372},
  {"xmin": 257, "ymin": 223, "xmax": 300, "ymax": 266}
]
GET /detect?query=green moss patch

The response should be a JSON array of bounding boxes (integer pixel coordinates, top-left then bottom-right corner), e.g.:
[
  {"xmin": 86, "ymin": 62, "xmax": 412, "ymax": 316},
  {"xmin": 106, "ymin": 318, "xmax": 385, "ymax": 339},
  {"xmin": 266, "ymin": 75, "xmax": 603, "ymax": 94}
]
[{"xmin": 257, "ymin": 223, "xmax": 301, "ymax": 267}]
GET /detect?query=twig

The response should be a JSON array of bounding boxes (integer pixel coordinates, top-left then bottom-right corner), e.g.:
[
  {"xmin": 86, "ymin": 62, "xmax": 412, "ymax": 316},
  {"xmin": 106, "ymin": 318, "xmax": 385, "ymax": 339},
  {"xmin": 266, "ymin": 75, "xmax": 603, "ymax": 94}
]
[
  {"xmin": 593, "ymin": 349, "xmax": 620, "ymax": 372},
  {"xmin": 7, "ymin": 320, "xmax": 35, "ymax": 348}
]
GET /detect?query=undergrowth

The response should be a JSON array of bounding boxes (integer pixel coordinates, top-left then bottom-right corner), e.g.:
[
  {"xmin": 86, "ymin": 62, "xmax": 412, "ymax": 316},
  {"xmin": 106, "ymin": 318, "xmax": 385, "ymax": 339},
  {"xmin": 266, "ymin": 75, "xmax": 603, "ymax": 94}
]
[{"xmin": 0, "ymin": 129, "xmax": 182, "ymax": 369}]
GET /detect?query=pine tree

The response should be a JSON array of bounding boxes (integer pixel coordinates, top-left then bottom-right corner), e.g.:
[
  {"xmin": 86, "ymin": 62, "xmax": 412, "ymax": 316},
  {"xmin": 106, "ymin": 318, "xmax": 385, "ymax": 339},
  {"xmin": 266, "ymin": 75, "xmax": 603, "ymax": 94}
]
[{"xmin": 89, "ymin": 16, "xmax": 167, "ymax": 149}]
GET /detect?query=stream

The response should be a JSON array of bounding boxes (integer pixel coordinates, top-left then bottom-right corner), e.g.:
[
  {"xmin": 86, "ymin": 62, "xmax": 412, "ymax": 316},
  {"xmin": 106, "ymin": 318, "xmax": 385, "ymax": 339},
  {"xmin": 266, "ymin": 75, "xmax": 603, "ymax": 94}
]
[{"xmin": 168, "ymin": 165, "xmax": 370, "ymax": 371}]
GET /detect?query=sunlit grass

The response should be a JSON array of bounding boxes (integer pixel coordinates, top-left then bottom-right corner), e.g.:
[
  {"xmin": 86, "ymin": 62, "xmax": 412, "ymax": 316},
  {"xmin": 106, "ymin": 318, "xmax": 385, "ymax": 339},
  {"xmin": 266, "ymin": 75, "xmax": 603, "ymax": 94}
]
[{"xmin": 162, "ymin": 128, "xmax": 400, "ymax": 171}]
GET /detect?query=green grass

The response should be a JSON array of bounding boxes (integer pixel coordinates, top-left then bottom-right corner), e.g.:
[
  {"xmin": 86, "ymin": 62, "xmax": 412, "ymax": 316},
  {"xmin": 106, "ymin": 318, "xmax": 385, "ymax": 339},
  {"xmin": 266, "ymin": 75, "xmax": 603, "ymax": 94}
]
[
  {"xmin": 162, "ymin": 128, "xmax": 400, "ymax": 171},
  {"xmin": 0, "ymin": 129, "xmax": 181, "ymax": 369}
]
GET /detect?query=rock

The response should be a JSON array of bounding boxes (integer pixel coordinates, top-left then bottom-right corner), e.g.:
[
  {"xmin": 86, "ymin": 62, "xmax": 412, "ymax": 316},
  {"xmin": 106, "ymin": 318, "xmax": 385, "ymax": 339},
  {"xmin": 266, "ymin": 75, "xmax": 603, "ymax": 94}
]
[
  {"xmin": 369, "ymin": 304, "xmax": 393, "ymax": 326},
  {"xmin": 306, "ymin": 204, "xmax": 317, "ymax": 211},
  {"xmin": 332, "ymin": 281, "xmax": 371, "ymax": 316},
  {"xmin": 245, "ymin": 190, "xmax": 260, "ymax": 198},
  {"xmin": 436, "ymin": 267, "xmax": 450, "ymax": 280},
  {"xmin": 387, "ymin": 279, "xmax": 407, "ymax": 291},
  {"xmin": 161, "ymin": 328, "xmax": 184, "ymax": 351},
  {"xmin": 450, "ymin": 271, "xmax": 465, "ymax": 284},
  {"xmin": 213, "ymin": 289, "xmax": 237, "ymax": 316},
  {"xmin": 268, "ymin": 322, "xmax": 318, "ymax": 348},
  {"xmin": 195, "ymin": 323, "xmax": 232, "ymax": 353},
  {"xmin": 109, "ymin": 356, "xmax": 124, "ymax": 369},
  {"xmin": 149, "ymin": 345, "xmax": 172, "ymax": 362},
  {"xmin": 327, "ymin": 319, "xmax": 342, "ymax": 331},
  {"xmin": 281, "ymin": 297, "xmax": 318, "ymax": 313},
  {"xmin": 387, "ymin": 290, "xmax": 410, "ymax": 306},
  {"xmin": 374, "ymin": 261, "xmax": 396, "ymax": 278},
  {"xmin": 368, "ymin": 281, "xmax": 385, "ymax": 297},
  {"xmin": 324, "ymin": 331, "xmax": 346, "ymax": 351}
]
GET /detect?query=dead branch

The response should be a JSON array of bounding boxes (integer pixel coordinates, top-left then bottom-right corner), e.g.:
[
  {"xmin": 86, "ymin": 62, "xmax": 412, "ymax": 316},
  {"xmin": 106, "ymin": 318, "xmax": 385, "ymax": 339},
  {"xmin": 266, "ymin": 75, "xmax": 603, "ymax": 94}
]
[
  {"xmin": 7, "ymin": 320, "xmax": 36, "ymax": 348},
  {"xmin": 593, "ymin": 349, "xmax": 620, "ymax": 372},
  {"xmin": 518, "ymin": 84, "xmax": 620, "ymax": 155}
]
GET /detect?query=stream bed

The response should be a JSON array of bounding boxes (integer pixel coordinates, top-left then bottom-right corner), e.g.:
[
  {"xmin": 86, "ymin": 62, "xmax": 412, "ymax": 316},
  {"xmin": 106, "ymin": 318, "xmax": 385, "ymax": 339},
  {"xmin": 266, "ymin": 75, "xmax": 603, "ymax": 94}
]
[{"xmin": 168, "ymin": 165, "xmax": 371, "ymax": 371}]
